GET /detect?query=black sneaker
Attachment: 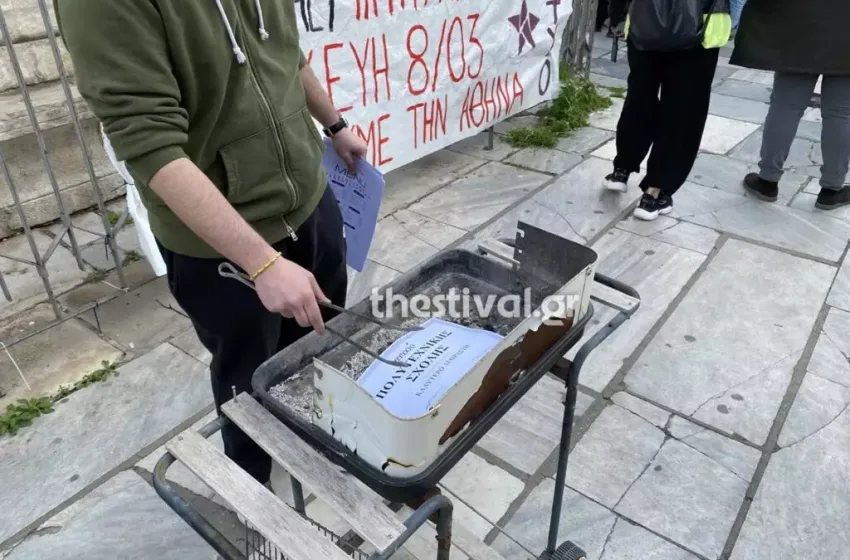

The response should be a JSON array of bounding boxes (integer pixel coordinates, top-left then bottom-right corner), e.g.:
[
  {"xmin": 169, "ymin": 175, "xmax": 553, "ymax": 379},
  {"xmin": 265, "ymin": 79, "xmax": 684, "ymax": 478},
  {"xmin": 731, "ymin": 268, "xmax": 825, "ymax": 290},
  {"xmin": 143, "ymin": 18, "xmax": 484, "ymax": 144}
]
[
  {"xmin": 743, "ymin": 172, "xmax": 778, "ymax": 202},
  {"xmin": 603, "ymin": 168, "xmax": 630, "ymax": 193},
  {"xmin": 816, "ymin": 186, "xmax": 850, "ymax": 210},
  {"xmin": 633, "ymin": 192, "xmax": 673, "ymax": 221}
]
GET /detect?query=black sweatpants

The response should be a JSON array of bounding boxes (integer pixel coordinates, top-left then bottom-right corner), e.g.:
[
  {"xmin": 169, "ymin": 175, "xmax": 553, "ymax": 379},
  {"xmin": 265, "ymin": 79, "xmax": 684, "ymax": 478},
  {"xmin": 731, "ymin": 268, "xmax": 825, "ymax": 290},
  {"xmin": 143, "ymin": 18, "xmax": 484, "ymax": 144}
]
[
  {"xmin": 158, "ymin": 187, "xmax": 348, "ymax": 483},
  {"xmin": 613, "ymin": 39, "xmax": 720, "ymax": 196}
]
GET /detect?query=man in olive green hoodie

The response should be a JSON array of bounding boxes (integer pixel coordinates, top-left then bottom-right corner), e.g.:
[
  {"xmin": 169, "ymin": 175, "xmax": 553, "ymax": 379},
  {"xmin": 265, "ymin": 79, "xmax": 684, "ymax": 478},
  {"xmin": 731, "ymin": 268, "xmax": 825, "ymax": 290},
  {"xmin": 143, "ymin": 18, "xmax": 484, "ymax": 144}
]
[{"xmin": 57, "ymin": 0, "xmax": 367, "ymax": 483}]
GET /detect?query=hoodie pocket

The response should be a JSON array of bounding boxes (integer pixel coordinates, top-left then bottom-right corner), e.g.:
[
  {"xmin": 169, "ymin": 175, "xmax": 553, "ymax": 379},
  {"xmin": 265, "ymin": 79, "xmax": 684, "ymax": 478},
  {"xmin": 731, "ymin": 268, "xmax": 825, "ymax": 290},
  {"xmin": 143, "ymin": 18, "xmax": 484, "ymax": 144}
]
[
  {"xmin": 278, "ymin": 107, "xmax": 327, "ymax": 202},
  {"xmin": 219, "ymin": 126, "xmax": 290, "ymax": 209}
]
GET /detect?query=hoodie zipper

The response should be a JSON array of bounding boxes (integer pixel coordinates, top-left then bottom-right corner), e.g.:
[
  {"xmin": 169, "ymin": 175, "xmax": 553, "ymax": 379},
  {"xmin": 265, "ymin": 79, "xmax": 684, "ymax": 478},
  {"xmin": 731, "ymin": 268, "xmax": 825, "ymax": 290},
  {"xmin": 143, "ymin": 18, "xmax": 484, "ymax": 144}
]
[{"xmin": 231, "ymin": 5, "xmax": 300, "ymax": 239}]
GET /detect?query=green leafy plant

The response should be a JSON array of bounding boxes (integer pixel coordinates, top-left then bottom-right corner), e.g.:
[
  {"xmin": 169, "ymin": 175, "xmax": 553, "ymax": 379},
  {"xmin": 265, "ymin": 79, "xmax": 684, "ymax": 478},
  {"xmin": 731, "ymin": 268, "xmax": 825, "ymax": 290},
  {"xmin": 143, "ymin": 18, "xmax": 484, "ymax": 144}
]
[
  {"xmin": 0, "ymin": 361, "xmax": 119, "ymax": 437},
  {"xmin": 53, "ymin": 361, "xmax": 119, "ymax": 402},
  {"xmin": 122, "ymin": 250, "xmax": 143, "ymax": 266},
  {"xmin": 506, "ymin": 71, "xmax": 612, "ymax": 149},
  {"xmin": 0, "ymin": 398, "xmax": 54, "ymax": 436},
  {"xmin": 105, "ymin": 209, "xmax": 134, "ymax": 227}
]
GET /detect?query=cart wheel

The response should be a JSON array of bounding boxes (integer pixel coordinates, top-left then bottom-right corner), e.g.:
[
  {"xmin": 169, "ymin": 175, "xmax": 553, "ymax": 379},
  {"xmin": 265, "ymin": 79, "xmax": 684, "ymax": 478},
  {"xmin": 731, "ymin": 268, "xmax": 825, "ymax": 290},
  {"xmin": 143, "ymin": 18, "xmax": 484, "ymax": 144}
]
[{"xmin": 550, "ymin": 541, "xmax": 586, "ymax": 560}]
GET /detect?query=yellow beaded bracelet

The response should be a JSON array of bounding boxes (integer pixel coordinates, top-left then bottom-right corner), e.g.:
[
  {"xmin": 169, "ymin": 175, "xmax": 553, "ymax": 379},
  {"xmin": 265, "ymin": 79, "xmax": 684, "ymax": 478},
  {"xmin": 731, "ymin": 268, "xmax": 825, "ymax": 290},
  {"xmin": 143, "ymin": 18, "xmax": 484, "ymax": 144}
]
[{"xmin": 249, "ymin": 252, "xmax": 282, "ymax": 281}]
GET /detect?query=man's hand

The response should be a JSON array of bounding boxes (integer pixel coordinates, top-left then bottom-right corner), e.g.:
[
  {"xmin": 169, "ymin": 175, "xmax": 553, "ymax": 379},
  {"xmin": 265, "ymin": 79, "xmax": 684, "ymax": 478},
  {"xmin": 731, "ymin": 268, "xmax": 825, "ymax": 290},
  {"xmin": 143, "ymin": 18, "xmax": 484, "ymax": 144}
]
[
  {"xmin": 254, "ymin": 257, "xmax": 329, "ymax": 334},
  {"xmin": 332, "ymin": 128, "xmax": 367, "ymax": 172}
]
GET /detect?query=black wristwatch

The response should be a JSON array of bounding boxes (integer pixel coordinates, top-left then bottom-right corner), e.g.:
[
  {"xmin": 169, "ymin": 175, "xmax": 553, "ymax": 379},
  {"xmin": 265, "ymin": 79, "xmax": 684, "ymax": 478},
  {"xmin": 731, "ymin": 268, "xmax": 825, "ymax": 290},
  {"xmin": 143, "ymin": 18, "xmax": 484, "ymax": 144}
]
[{"xmin": 323, "ymin": 117, "xmax": 348, "ymax": 137}]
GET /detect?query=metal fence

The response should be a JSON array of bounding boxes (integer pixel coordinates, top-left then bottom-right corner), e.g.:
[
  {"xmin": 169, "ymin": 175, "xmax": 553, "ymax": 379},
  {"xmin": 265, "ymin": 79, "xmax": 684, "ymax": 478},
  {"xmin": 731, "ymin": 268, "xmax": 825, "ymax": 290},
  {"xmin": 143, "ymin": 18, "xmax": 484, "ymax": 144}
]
[
  {"xmin": 0, "ymin": 0, "xmax": 127, "ymax": 351},
  {"xmin": 0, "ymin": 0, "xmax": 598, "ymax": 352}
]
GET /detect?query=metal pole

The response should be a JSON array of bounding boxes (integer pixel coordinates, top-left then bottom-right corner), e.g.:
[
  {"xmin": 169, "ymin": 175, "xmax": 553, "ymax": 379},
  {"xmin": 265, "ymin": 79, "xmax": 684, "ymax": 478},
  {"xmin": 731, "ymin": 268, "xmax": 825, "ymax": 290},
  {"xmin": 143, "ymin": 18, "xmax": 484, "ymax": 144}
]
[
  {"xmin": 0, "ymin": 149, "xmax": 61, "ymax": 318},
  {"xmin": 485, "ymin": 126, "xmax": 495, "ymax": 151},
  {"xmin": 35, "ymin": 0, "xmax": 127, "ymax": 288},
  {"xmin": 290, "ymin": 478, "xmax": 307, "ymax": 515},
  {"xmin": 0, "ymin": 6, "xmax": 86, "ymax": 272}
]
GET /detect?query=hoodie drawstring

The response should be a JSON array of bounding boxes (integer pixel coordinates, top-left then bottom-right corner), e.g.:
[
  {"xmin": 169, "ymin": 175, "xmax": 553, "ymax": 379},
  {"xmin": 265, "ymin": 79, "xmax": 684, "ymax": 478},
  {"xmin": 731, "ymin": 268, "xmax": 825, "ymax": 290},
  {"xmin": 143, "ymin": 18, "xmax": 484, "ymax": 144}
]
[
  {"xmin": 256, "ymin": 0, "xmax": 269, "ymax": 40},
  {"xmin": 215, "ymin": 0, "xmax": 270, "ymax": 65}
]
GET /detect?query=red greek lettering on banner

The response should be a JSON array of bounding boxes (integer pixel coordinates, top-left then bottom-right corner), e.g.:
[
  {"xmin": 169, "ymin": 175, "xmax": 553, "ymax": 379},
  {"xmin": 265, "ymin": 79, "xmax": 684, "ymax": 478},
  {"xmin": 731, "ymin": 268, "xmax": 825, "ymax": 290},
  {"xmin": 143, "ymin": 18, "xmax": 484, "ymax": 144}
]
[{"xmin": 404, "ymin": 14, "xmax": 486, "ymax": 97}]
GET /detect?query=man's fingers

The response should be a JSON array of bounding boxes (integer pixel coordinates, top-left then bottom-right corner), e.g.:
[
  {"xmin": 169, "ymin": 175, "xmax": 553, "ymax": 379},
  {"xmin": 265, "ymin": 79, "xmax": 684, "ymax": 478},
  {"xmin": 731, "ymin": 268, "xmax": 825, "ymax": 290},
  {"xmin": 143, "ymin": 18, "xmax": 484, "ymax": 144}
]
[
  {"xmin": 304, "ymin": 298, "xmax": 326, "ymax": 335},
  {"xmin": 292, "ymin": 305, "xmax": 311, "ymax": 328},
  {"xmin": 310, "ymin": 276, "xmax": 329, "ymax": 303}
]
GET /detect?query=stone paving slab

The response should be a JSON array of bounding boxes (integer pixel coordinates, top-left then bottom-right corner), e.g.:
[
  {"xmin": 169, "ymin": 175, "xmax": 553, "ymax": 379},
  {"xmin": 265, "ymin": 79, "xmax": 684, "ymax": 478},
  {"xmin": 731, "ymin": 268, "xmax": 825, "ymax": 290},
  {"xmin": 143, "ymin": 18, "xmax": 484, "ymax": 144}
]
[
  {"xmin": 504, "ymin": 148, "xmax": 583, "ymax": 176},
  {"xmin": 555, "ymin": 127, "xmax": 614, "ymax": 155},
  {"xmin": 347, "ymin": 260, "xmax": 400, "ymax": 306},
  {"xmin": 493, "ymin": 478, "xmax": 616, "ymax": 559},
  {"xmin": 699, "ymin": 116, "xmax": 759, "ymax": 154},
  {"xmin": 478, "ymin": 374, "xmax": 593, "ymax": 476},
  {"xmin": 0, "ymin": 343, "xmax": 212, "ymax": 545},
  {"xmin": 80, "ymin": 278, "xmax": 192, "ymax": 353},
  {"xmin": 730, "ymin": 409, "xmax": 850, "ymax": 560},
  {"xmin": 649, "ymin": 222, "xmax": 720, "ymax": 256},
  {"xmin": 169, "ymin": 328, "xmax": 212, "ymax": 366},
  {"xmin": 447, "ymin": 132, "xmax": 520, "ymax": 162},
  {"xmin": 565, "ymin": 229, "xmax": 705, "ymax": 392},
  {"xmin": 1, "ymin": 471, "xmax": 216, "ymax": 560},
  {"xmin": 408, "ymin": 162, "xmax": 549, "ymax": 231},
  {"xmin": 530, "ymin": 157, "xmax": 640, "ymax": 241},
  {"xmin": 368, "ymin": 212, "xmax": 452, "ymax": 272},
  {"xmin": 626, "ymin": 239, "xmax": 834, "ymax": 445},
  {"xmin": 0, "ymin": 309, "xmax": 122, "ymax": 409},
  {"xmin": 713, "ymin": 79, "xmax": 773, "ymax": 103},
  {"xmin": 461, "ymin": 197, "xmax": 587, "ymax": 249},
  {"xmin": 440, "ymin": 453, "xmax": 525, "ymax": 531},
  {"xmin": 566, "ymin": 405, "xmax": 665, "ymax": 508},
  {"xmin": 685, "ymin": 199, "xmax": 850, "ymax": 263},
  {"xmin": 708, "ymin": 94, "xmax": 770, "ymax": 124},
  {"xmin": 380, "ymin": 150, "xmax": 486, "ymax": 219},
  {"xmin": 730, "ymin": 131, "xmax": 821, "ymax": 172},
  {"xmin": 808, "ymin": 308, "xmax": 850, "ymax": 388},
  {"xmin": 0, "ymin": 231, "xmax": 88, "ymax": 320},
  {"xmin": 616, "ymin": 439, "xmax": 748, "ymax": 559}
]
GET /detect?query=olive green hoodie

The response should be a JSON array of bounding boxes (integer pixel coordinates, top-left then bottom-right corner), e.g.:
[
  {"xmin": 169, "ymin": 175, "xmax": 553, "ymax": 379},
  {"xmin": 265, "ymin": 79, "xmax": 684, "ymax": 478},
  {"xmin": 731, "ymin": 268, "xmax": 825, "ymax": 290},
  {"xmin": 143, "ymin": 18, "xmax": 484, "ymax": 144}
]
[{"xmin": 56, "ymin": 0, "xmax": 327, "ymax": 258}]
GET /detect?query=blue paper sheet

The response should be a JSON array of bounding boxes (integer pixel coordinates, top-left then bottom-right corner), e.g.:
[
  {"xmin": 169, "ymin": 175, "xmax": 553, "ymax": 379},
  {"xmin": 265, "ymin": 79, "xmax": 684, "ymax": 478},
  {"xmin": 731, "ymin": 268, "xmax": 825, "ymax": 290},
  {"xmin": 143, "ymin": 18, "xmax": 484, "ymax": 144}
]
[{"xmin": 322, "ymin": 139, "xmax": 384, "ymax": 272}]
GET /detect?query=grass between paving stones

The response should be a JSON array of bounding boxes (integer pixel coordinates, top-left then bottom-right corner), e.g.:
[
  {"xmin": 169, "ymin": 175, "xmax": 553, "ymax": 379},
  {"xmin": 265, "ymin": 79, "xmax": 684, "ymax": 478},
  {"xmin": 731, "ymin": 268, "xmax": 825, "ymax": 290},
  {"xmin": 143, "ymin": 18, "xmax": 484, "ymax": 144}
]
[
  {"xmin": 105, "ymin": 209, "xmax": 134, "ymax": 227},
  {"xmin": 506, "ymin": 70, "xmax": 613, "ymax": 149},
  {"xmin": 122, "ymin": 249, "xmax": 143, "ymax": 267},
  {"xmin": 0, "ymin": 361, "xmax": 119, "ymax": 436},
  {"xmin": 606, "ymin": 86, "xmax": 626, "ymax": 98}
]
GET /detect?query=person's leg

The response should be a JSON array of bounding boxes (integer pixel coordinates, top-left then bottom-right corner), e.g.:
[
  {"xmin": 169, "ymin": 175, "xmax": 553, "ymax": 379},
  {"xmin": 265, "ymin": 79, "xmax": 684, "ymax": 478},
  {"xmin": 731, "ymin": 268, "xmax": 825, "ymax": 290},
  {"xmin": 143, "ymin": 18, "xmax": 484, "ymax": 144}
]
[
  {"xmin": 729, "ymin": 0, "xmax": 746, "ymax": 30},
  {"xmin": 158, "ymin": 188, "xmax": 347, "ymax": 484},
  {"xmin": 604, "ymin": 39, "xmax": 662, "ymax": 192},
  {"xmin": 596, "ymin": 0, "xmax": 608, "ymax": 32},
  {"xmin": 745, "ymin": 72, "xmax": 818, "ymax": 200},
  {"xmin": 814, "ymin": 75, "xmax": 850, "ymax": 208},
  {"xmin": 632, "ymin": 46, "xmax": 718, "ymax": 220},
  {"xmin": 158, "ymin": 242, "xmax": 284, "ymax": 483}
]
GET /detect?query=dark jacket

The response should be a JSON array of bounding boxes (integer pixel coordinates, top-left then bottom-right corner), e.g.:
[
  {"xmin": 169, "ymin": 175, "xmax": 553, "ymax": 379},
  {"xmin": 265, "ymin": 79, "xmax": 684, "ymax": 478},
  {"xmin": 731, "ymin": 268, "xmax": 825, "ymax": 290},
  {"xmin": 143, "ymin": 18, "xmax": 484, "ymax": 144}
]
[
  {"xmin": 730, "ymin": 0, "xmax": 850, "ymax": 76},
  {"xmin": 56, "ymin": 0, "xmax": 327, "ymax": 258}
]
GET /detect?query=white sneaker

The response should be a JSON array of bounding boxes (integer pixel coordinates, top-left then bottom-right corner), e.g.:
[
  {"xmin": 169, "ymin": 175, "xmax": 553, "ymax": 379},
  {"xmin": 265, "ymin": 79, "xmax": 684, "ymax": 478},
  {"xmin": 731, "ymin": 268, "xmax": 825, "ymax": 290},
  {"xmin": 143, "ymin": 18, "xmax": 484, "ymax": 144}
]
[{"xmin": 602, "ymin": 168, "xmax": 630, "ymax": 192}]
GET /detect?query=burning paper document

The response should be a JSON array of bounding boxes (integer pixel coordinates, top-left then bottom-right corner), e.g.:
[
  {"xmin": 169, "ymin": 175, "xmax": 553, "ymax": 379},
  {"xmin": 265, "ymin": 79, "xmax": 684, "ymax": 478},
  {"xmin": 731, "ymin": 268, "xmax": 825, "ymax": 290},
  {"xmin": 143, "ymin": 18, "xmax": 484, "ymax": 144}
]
[{"xmin": 357, "ymin": 318, "xmax": 504, "ymax": 417}]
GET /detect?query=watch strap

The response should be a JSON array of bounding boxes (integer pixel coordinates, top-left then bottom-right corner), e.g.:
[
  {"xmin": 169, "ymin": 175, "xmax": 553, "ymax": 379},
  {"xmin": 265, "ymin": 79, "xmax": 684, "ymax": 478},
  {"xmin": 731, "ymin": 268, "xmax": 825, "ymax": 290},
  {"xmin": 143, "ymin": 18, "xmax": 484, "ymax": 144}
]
[{"xmin": 323, "ymin": 117, "xmax": 348, "ymax": 137}]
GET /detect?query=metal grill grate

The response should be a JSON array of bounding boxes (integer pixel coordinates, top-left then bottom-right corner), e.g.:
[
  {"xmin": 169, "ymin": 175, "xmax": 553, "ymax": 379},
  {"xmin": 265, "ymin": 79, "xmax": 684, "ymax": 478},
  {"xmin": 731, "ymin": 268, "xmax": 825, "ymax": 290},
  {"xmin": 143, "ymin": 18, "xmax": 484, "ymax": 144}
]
[{"xmin": 244, "ymin": 518, "xmax": 370, "ymax": 560}]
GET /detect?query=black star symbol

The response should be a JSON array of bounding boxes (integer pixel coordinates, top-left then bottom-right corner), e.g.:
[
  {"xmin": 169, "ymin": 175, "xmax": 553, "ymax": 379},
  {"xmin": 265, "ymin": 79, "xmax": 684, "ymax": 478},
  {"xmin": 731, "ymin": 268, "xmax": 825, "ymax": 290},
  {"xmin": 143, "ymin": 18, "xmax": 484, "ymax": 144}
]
[{"xmin": 508, "ymin": 0, "xmax": 540, "ymax": 55}]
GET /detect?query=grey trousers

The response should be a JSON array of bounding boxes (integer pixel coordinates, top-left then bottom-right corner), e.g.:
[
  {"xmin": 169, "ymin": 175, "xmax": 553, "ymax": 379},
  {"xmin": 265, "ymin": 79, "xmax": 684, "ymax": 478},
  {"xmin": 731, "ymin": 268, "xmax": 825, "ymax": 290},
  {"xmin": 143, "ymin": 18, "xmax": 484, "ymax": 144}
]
[{"xmin": 759, "ymin": 72, "xmax": 850, "ymax": 190}]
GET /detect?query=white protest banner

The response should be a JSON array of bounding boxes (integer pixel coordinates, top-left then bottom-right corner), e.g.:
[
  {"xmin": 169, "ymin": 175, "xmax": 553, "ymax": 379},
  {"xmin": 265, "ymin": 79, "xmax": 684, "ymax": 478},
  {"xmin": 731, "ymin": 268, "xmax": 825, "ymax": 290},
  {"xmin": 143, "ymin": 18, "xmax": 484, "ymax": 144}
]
[
  {"xmin": 297, "ymin": 0, "xmax": 572, "ymax": 172},
  {"xmin": 357, "ymin": 318, "xmax": 504, "ymax": 417}
]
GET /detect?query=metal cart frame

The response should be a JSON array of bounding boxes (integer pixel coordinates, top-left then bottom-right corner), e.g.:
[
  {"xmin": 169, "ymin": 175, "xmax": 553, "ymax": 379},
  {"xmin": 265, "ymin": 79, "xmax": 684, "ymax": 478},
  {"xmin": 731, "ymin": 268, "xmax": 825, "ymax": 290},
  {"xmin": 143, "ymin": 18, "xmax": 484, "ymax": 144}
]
[{"xmin": 153, "ymin": 243, "xmax": 640, "ymax": 560}]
